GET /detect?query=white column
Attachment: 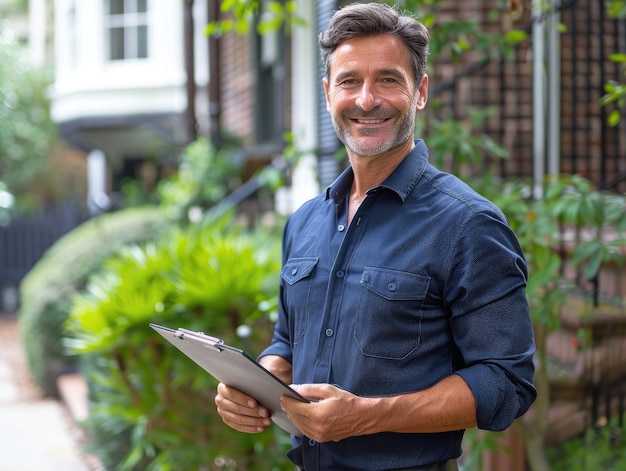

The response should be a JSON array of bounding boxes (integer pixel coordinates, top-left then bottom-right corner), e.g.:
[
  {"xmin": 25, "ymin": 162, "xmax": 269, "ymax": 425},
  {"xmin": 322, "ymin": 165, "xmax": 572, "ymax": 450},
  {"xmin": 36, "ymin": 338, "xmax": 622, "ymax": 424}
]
[
  {"xmin": 283, "ymin": 0, "xmax": 319, "ymax": 214},
  {"xmin": 532, "ymin": 0, "xmax": 546, "ymax": 199},
  {"xmin": 546, "ymin": 4, "xmax": 561, "ymax": 177},
  {"xmin": 532, "ymin": 0, "xmax": 561, "ymax": 199},
  {"xmin": 87, "ymin": 149, "xmax": 108, "ymax": 215}
]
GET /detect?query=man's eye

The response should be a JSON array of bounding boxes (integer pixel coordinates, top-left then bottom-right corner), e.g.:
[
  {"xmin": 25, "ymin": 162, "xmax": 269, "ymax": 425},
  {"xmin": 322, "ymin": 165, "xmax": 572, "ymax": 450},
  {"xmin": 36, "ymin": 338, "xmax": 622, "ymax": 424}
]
[{"xmin": 381, "ymin": 77, "xmax": 398, "ymax": 84}]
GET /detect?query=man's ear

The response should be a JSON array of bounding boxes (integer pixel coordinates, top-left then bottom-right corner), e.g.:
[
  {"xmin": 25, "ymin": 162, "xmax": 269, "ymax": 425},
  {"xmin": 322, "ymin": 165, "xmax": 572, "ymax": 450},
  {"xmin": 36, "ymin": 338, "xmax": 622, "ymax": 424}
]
[
  {"xmin": 322, "ymin": 77, "xmax": 331, "ymax": 112},
  {"xmin": 416, "ymin": 75, "xmax": 429, "ymax": 111}
]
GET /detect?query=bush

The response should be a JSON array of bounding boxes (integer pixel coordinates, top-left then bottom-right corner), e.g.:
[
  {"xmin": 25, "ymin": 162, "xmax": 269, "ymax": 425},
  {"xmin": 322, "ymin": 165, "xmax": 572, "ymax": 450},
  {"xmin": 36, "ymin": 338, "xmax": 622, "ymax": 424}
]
[
  {"xmin": 65, "ymin": 215, "xmax": 291, "ymax": 470},
  {"xmin": 547, "ymin": 417, "xmax": 626, "ymax": 470},
  {"xmin": 19, "ymin": 206, "xmax": 169, "ymax": 396}
]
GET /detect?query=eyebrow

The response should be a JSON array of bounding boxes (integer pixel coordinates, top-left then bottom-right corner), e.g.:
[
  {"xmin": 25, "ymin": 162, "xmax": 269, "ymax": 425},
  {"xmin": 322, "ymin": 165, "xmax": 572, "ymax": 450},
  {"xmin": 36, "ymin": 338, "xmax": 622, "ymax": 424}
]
[{"xmin": 333, "ymin": 68, "xmax": 408, "ymax": 84}]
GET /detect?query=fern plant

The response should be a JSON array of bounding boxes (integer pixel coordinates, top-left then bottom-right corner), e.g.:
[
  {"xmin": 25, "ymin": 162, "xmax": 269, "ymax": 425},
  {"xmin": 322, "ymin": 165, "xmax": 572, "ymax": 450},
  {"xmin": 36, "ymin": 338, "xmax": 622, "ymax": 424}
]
[{"xmin": 65, "ymin": 214, "xmax": 291, "ymax": 471}]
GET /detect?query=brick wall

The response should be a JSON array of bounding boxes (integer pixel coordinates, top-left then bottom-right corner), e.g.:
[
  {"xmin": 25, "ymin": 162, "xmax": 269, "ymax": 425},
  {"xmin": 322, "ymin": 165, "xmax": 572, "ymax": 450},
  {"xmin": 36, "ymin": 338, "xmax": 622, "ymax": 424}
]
[{"xmin": 220, "ymin": 31, "xmax": 255, "ymax": 145}]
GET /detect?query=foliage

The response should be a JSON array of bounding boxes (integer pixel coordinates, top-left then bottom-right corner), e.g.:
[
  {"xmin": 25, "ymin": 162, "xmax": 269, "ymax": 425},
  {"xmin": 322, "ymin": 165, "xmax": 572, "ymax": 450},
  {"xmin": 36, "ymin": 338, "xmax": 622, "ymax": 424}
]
[
  {"xmin": 600, "ymin": 51, "xmax": 626, "ymax": 127},
  {"xmin": 0, "ymin": 0, "xmax": 28, "ymax": 17},
  {"xmin": 157, "ymin": 138, "xmax": 244, "ymax": 222},
  {"xmin": 256, "ymin": 131, "xmax": 314, "ymax": 192},
  {"xmin": 545, "ymin": 175, "xmax": 626, "ymax": 280},
  {"xmin": 0, "ymin": 36, "xmax": 58, "ymax": 214},
  {"xmin": 208, "ymin": 0, "xmax": 527, "ymax": 63},
  {"xmin": 461, "ymin": 429, "xmax": 509, "ymax": 471},
  {"xmin": 393, "ymin": 0, "xmax": 527, "ymax": 62},
  {"xmin": 205, "ymin": 0, "xmax": 305, "ymax": 37},
  {"xmin": 547, "ymin": 417, "xmax": 626, "ymax": 470},
  {"xmin": 65, "ymin": 215, "xmax": 290, "ymax": 471},
  {"xmin": 418, "ymin": 106, "xmax": 509, "ymax": 178},
  {"xmin": 607, "ymin": 0, "xmax": 626, "ymax": 17},
  {"xmin": 19, "ymin": 206, "xmax": 168, "ymax": 396},
  {"xmin": 118, "ymin": 178, "xmax": 161, "ymax": 208},
  {"xmin": 600, "ymin": 0, "xmax": 626, "ymax": 126}
]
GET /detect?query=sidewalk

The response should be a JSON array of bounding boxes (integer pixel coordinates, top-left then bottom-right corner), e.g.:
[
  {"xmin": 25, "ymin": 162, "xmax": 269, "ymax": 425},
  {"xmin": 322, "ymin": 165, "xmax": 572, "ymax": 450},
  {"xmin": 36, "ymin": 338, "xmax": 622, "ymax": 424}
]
[{"xmin": 0, "ymin": 314, "xmax": 97, "ymax": 471}]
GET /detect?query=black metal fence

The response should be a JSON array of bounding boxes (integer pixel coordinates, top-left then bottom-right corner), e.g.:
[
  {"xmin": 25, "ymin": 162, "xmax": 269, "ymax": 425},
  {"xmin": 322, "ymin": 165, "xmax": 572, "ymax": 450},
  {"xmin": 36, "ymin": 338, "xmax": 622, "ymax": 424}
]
[
  {"xmin": 429, "ymin": 0, "xmax": 626, "ymax": 192},
  {"xmin": 0, "ymin": 203, "xmax": 83, "ymax": 312},
  {"xmin": 560, "ymin": 0, "xmax": 626, "ymax": 192}
]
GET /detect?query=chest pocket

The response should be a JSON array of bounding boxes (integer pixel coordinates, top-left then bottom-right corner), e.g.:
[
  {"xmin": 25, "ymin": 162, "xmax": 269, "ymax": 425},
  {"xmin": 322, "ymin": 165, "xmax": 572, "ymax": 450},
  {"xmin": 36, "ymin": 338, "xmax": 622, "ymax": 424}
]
[
  {"xmin": 281, "ymin": 257, "xmax": 319, "ymax": 345},
  {"xmin": 355, "ymin": 267, "xmax": 430, "ymax": 360}
]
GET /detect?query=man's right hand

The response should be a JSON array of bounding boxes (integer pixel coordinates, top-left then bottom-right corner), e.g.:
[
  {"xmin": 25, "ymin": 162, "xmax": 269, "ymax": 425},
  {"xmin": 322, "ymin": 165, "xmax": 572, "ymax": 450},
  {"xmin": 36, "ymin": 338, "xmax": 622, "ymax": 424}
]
[
  {"xmin": 214, "ymin": 354, "xmax": 293, "ymax": 433},
  {"xmin": 215, "ymin": 383, "xmax": 272, "ymax": 433}
]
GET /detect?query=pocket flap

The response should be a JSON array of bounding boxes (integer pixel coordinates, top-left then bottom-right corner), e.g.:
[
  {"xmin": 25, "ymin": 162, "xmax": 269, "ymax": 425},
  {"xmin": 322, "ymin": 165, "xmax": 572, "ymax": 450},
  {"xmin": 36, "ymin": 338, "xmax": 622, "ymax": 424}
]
[
  {"xmin": 361, "ymin": 267, "xmax": 430, "ymax": 301},
  {"xmin": 281, "ymin": 257, "xmax": 319, "ymax": 285}
]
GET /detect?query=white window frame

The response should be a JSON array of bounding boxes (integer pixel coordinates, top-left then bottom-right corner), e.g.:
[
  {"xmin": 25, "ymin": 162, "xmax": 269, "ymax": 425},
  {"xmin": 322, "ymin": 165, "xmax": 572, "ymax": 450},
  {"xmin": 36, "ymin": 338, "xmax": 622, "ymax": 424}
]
[{"xmin": 105, "ymin": 0, "xmax": 149, "ymax": 61}]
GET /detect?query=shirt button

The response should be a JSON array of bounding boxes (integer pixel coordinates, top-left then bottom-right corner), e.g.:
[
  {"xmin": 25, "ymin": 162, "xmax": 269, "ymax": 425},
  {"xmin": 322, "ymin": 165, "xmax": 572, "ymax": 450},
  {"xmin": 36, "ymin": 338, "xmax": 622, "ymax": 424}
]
[
  {"xmin": 388, "ymin": 282, "xmax": 396, "ymax": 291},
  {"xmin": 338, "ymin": 224, "xmax": 345, "ymax": 232},
  {"xmin": 325, "ymin": 328, "xmax": 333, "ymax": 337},
  {"xmin": 291, "ymin": 268, "xmax": 297, "ymax": 275},
  {"xmin": 308, "ymin": 439, "xmax": 317, "ymax": 446},
  {"xmin": 336, "ymin": 270, "xmax": 344, "ymax": 279}
]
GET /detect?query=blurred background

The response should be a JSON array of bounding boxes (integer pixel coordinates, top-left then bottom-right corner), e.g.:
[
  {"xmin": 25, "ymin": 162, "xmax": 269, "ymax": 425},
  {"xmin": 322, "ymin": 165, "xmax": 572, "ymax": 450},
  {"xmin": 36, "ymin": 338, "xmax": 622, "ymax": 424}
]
[{"xmin": 0, "ymin": 1, "xmax": 625, "ymax": 470}]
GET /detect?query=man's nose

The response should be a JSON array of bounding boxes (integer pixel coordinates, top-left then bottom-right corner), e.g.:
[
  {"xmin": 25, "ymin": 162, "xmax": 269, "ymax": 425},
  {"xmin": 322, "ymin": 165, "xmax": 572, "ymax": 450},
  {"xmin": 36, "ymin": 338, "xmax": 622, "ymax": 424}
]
[{"xmin": 355, "ymin": 82, "xmax": 381, "ymax": 111}]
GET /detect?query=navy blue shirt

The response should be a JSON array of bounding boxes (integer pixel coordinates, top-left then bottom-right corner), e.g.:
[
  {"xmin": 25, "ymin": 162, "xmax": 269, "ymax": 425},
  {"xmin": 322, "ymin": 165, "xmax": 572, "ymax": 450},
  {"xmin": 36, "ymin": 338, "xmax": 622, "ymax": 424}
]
[{"xmin": 261, "ymin": 140, "xmax": 536, "ymax": 470}]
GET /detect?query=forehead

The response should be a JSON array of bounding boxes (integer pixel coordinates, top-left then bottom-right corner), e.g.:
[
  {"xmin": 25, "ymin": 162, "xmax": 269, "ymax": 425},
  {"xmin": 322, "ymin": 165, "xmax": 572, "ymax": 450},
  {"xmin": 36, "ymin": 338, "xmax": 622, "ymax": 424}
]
[{"xmin": 329, "ymin": 34, "xmax": 413, "ymax": 79}]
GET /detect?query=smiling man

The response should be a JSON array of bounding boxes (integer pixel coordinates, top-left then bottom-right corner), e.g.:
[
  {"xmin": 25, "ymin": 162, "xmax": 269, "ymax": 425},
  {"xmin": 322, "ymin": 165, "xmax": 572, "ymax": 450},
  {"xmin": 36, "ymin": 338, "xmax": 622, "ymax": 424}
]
[{"xmin": 215, "ymin": 3, "xmax": 537, "ymax": 470}]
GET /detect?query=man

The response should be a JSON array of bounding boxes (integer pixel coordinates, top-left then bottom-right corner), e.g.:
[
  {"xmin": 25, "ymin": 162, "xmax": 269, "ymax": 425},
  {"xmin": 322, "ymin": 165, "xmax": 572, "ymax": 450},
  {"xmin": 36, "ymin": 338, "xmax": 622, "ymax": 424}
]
[{"xmin": 215, "ymin": 3, "xmax": 536, "ymax": 470}]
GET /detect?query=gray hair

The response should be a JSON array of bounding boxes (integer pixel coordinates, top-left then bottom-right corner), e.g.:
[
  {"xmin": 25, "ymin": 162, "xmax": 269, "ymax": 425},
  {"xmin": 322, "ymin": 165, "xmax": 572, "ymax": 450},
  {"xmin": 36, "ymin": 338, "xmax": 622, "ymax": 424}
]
[{"xmin": 319, "ymin": 3, "xmax": 430, "ymax": 87}]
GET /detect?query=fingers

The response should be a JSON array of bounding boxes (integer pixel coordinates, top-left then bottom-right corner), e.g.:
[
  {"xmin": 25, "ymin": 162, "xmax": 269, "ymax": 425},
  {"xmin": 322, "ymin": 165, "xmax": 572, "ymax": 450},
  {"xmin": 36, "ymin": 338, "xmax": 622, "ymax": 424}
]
[
  {"xmin": 215, "ymin": 383, "xmax": 272, "ymax": 433},
  {"xmin": 289, "ymin": 383, "xmax": 334, "ymax": 400},
  {"xmin": 280, "ymin": 384, "xmax": 361, "ymax": 443}
]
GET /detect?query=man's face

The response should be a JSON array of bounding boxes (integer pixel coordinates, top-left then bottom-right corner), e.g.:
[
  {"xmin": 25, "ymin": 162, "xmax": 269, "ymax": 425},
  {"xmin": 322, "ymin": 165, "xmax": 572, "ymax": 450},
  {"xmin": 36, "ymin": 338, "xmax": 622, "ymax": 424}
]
[{"xmin": 323, "ymin": 34, "xmax": 428, "ymax": 158}]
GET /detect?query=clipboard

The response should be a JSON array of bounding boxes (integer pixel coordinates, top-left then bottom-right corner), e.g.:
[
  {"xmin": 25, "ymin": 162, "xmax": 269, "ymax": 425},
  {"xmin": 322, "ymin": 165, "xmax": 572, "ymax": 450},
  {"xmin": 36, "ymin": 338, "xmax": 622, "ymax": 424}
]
[{"xmin": 149, "ymin": 323, "xmax": 307, "ymax": 437}]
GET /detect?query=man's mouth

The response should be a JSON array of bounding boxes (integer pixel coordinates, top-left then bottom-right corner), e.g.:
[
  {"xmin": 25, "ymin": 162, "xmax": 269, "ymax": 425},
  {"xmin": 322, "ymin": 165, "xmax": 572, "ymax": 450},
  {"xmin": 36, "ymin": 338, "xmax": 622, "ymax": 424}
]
[{"xmin": 354, "ymin": 118, "xmax": 387, "ymax": 124}]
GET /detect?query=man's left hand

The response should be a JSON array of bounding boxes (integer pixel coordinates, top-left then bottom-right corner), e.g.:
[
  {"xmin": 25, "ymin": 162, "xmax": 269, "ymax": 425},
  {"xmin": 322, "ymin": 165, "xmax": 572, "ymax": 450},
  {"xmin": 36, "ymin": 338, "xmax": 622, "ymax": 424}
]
[{"xmin": 280, "ymin": 383, "xmax": 372, "ymax": 442}]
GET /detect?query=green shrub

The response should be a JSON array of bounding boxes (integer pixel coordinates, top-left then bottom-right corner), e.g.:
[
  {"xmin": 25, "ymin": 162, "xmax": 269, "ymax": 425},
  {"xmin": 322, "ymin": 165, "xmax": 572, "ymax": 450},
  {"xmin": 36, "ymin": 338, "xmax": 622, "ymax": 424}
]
[
  {"xmin": 547, "ymin": 417, "xmax": 626, "ymax": 470},
  {"xmin": 19, "ymin": 206, "xmax": 169, "ymax": 396},
  {"xmin": 158, "ymin": 138, "xmax": 244, "ymax": 221},
  {"xmin": 65, "ymin": 215, "xmax": 291, "ymax": 471}
]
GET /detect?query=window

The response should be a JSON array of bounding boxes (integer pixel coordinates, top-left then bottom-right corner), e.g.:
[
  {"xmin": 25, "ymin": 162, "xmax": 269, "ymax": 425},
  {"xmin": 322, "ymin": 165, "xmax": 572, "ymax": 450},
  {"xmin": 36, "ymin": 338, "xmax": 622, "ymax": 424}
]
[{"xmin": 105, "ymin": 0, "xmax": 148, "ymax": 61}]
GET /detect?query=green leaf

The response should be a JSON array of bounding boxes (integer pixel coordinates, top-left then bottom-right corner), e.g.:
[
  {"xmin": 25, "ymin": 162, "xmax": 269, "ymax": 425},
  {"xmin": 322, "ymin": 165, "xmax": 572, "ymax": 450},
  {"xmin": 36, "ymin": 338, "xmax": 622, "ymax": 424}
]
[
  {"xmin": 506, "ymin": 30, "xmax": 528, "ymax": 44},
  {"xmin": 267, "ymin": 1, "xmax": 283, "ymax": 14},
  {"xmin": 609, "ymin": 53, "xmax": 626, "ymax": 63},
  {"xmin": 235, "ymin": 18, "xmax": 251, "ymax": 34},
  {"xmin": 584, "ymin": 249, "xmax": 605, "ymax": 280},
  {"xmin": 608, "ymin": 109, "xmax": 622, "ymax": 127},
  {"xmin": 220, "ymin": 0, "xmax": 236, "ymax": 12},
  {"xmin": 285, "ymin": 1, "xmax": 297, "ymax": 14}
]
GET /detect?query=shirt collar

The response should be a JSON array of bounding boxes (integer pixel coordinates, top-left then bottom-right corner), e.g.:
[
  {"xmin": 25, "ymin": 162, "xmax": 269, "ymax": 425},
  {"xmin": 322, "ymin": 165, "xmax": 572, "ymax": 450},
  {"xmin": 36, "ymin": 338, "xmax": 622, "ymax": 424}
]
[{"xmin": 325, "ymin": 139, "xmax": 429, "ymax": 204}]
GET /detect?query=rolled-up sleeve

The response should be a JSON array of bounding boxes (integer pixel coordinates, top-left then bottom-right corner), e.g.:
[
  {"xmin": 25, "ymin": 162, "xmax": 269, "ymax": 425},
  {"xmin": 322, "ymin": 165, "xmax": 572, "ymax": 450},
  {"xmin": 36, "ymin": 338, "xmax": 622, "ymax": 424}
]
[{"xmin": 447, "ymin": 209, "xmax": 537, "ymax": 430}]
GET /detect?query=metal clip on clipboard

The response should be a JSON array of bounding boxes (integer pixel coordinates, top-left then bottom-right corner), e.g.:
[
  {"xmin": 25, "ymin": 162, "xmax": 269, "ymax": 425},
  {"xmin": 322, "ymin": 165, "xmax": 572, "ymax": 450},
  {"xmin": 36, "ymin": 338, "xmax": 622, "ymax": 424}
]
[{"xmin": 175, "ymin": 328, "xmax": 224, "ymax": 352}]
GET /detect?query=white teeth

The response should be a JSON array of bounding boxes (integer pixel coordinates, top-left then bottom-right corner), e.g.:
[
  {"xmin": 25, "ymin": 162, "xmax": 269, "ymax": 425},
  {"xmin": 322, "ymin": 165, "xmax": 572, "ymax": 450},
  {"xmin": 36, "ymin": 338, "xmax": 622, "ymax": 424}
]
[{"xmin": 357, "ymin": 119, "xmax": 385, "ymax": 124}]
